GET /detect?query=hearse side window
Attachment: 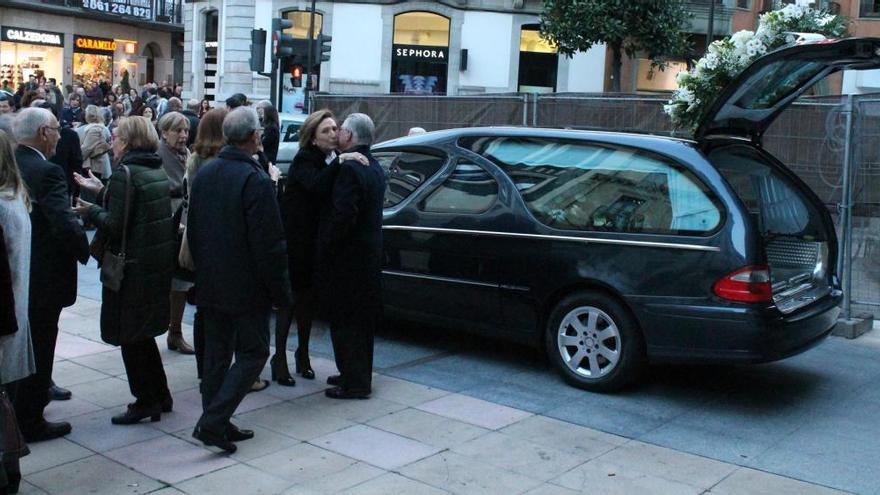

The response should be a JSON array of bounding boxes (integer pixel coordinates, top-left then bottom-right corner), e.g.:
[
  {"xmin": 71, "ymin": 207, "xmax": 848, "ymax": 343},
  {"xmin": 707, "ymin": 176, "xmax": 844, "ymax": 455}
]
[
  {"xmin": 461, "ymin": 136, "xmax": 721, "ymax": 235},
  {"xmin": 376, "ymin": 151, "xmax": 445, "ymax": 208},
  {"xmin": 418, "ymin": 161, "xmax": 498, "ymax": 214}
]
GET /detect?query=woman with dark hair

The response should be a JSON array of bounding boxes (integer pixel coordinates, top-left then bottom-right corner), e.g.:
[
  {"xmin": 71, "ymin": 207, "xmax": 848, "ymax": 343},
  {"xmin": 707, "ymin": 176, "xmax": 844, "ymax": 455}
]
[
  {"xmin": 198, "ymin": 99, "xmax": 211, "ymax": 118},
  {"xmin": 72, "ymin": 116, "xmax": 175, "ymax": 424},
  {"xmin": 273, "ymin": 109, "xmax": 367, "ymax": 385},
  {"xmin": 256, "ymin": 101, "xmax": 280, "ymax": 165}
]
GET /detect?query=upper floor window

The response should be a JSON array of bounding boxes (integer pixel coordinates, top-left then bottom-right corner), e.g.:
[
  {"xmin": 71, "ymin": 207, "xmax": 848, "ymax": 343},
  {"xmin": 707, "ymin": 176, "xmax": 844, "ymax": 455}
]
[
  {"xmin": 861, "ymin": 0, "xmax": 880, "ymax": 17},
  {"xmin": 284, "ymin": 11, "xmax": 324, "ymax": 39}
]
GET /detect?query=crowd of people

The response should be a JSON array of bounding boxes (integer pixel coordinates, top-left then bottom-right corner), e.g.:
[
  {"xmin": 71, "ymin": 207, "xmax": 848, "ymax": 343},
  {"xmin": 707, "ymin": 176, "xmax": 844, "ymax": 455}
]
[{"xmin": 0, "ymin": 84, "xmax": 386, "ymax": 486}]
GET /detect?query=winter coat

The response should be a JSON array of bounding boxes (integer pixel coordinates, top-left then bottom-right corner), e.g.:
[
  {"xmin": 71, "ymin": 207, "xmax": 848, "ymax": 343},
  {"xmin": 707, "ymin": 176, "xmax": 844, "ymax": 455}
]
[
  {"xmin": 16, "ymin": 146, "xmax": 89, "ymax": 310},
  {"xmin": 85, "ymin": 150, "xmax": 175, "ymax": 345},
  {"xmin": 79, "ymin": 124, "xmax": 112, "ymax": 178},
  {"xmin": 157, "ymin": 140, "xmax": 188, "ymax": 212},
  {"xmin": 0, "ymin": 196, "xmax": 36, "ymax": 384},
  {"xmin": 188, "ymin": 145, "xmax": 292, "ymax": 314}
]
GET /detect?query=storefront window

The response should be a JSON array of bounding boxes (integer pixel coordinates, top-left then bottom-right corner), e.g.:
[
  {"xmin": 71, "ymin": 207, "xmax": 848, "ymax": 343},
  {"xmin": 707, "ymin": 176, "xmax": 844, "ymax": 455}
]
[
  {"xmin": 0, "ymin": 27, "xmax": 64, "ymax": 90},
  {"xmin": 518, "ymin": 25, "xmax": 557, "ymax": 93},
  {"xmin": 73, "ymin": 35, "xmax": 116, "ymax": 85},
  {"xmin": 284, "ymin": 11, "xmax": 323, "ymax": 39},
  {"xmin": 391, "ymin": 12, "xmax": 450, "ymax": 95}
]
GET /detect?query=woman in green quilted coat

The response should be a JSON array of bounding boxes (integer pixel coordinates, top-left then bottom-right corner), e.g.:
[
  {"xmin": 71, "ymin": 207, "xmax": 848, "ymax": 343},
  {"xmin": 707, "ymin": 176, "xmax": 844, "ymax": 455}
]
[{"xmin": 73, "ymin": 116, "xmax": 176, "ymax": 426}]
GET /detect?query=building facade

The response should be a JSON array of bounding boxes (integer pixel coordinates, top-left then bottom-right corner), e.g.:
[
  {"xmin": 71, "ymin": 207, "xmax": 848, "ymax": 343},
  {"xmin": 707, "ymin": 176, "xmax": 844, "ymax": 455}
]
[
  {"xmin": 0, "ymin": 0, "xmax": 183, "ymax": 90},
  {"xmin": 182, "ymin": 0, "xmax": 608, "ymax": 110}
]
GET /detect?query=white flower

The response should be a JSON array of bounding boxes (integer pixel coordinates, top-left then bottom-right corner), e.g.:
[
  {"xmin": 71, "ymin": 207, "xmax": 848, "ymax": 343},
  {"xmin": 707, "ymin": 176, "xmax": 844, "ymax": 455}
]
[
  {"xmin": 780, "ymin": 4, "xmax": 806, "ymax": 21},
  {"xmin": 731, "ymin": 30, "xmax": 755, "ymax": 49},
  {"xmin": 786, "ymin": 34, "xmax": 797, "ymax": 44},
  {"xmin": 818, "ymin": 14, "xmax": 836, "ymax": 27},
  {"xmin": 676, "ymin": 71, "xmax": 689, "ymax": 84},
  {"xmin": 795, "ymin": 0, "xmax": 813, "ymax": 7}
]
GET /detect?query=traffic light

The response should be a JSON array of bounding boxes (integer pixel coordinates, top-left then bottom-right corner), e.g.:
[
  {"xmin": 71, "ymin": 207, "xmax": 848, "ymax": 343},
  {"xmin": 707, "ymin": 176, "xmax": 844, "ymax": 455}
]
[
  {"xmin": 315, "ymin": 34, "xmax": 331, "ymax": 64},
  {"xmin": 291, "ymin": 65, "xmax": 302, "ymax": 88},
  {"xmin": 272, "ymin": 18, "xmax": 294, "ymax": 58},
  {"xmin": 249, "ymin": 29, "xmax": 266, "ymax": 72}
]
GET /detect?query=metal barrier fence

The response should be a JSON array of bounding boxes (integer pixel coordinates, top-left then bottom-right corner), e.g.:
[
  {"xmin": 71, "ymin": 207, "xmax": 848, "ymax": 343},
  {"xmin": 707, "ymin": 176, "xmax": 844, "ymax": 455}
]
[{"xmin": 312, "ymin": 92, "xmax": 880, "ymax": 318}]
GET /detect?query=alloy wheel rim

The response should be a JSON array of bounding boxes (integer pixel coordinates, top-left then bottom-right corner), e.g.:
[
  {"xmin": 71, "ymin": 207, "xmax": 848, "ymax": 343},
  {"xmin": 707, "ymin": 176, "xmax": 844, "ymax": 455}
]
[{"xmin": 557, "ymin": 306, "xmax": 621, "ymax": 379}]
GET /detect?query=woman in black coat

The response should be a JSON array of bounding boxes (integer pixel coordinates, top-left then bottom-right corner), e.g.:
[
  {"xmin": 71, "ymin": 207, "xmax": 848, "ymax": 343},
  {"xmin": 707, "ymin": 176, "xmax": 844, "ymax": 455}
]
[
  {"xmin": 273, "ymin": 109, "xmax": 366, "ymax": 384},
  {"xmin": 258, "ymin": 102, "xmax": 280, "ymax": 165}
]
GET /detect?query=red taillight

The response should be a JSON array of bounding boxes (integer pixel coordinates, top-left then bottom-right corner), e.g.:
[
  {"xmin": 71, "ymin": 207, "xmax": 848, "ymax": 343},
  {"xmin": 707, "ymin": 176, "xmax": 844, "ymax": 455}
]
[{"xmin": 713, "ymin": 265, "xmax": 773, "ymax": 303}]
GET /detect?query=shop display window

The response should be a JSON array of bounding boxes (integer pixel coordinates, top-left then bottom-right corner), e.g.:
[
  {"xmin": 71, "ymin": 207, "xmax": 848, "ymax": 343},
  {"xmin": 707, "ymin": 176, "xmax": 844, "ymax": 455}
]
[{"xmin": 0, "ymin": 42, "xmax": 62, "ymax": 89}]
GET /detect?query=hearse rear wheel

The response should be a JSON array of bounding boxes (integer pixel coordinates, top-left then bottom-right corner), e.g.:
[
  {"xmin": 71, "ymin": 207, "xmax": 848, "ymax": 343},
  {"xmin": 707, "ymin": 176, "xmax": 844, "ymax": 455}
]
[{"xmin": 545, "ymin": 291, "xmax": 645, "ymax": 392}]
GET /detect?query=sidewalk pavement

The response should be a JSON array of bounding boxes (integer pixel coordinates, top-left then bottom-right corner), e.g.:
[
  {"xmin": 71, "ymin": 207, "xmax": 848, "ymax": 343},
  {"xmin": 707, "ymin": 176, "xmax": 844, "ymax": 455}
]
[{"xmin": 14, "ymin": 295, "xmax": 855, "ymax": 495}]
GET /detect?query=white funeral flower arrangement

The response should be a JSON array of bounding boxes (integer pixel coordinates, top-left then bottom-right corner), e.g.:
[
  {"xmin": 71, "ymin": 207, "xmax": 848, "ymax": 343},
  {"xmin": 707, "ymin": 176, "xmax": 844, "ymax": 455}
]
[{"xmin": 664, "ymin": 0, "xmax": 848, "ymax": 132}]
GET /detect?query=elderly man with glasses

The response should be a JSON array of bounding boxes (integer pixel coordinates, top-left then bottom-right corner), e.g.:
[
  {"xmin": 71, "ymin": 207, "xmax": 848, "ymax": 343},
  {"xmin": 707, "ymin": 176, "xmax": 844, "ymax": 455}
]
[{"xmin": 10, "ymin": 108, "xmax": 89, "ymax": 442}]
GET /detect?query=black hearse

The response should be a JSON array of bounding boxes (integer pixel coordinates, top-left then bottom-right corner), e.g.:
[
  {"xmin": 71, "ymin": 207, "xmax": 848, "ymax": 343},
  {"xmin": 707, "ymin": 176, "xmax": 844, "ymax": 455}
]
[{"xmin": 373, "ymin": 38, "xmax": 880, "ymax": 391}]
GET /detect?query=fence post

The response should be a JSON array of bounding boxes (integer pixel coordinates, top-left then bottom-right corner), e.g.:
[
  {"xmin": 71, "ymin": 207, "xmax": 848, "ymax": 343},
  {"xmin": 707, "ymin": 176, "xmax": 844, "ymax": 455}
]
[
  {"xmin": 840, "ymin": 94, "xmax": 855, "ymax": 321},
  {"xmin": 532, "ymin": 93, "xmax": 538, "ymax": 127},
  {"xmin": 522, "ymin": 93, "xmax": 528, "ymax": 127}
]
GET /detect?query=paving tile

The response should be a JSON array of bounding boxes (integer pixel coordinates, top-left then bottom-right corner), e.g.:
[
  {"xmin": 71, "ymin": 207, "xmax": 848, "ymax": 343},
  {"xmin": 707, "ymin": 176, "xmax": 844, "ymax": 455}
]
[
  {"xmin": 311, "ymin": 424, "xmax": 440, "ymax": 470},
  {"xmin": 291, "ymin": 393, "xmax": 406, "ymax": 423},
  {"xmin": 707, "ymin": 468, "xmax": 848, "ymax": 495},
  {"xmin": 65, "ymin": 376, "xmax": 135, "ymax": 408},
  {"xmin": 283, "ymin": 462, "xmax": 384, "ymax": 494},
  {"xmin": 66, "ymin": 409, "xmax": 166, "ymax": 452},
  {"xmin": 500, "ymin": 415, "xmax": 625, "ymax": 458},
  {"xmin": 367, "ymin": 374, "xmax": 450, "ymax": 406},
  {"xmin": 553, "ymin": 458, "xmax": 703, "ymax": 495},
  {"xmin": 262, "ymin": 372, "xmax": 329, "ymax": 401},
  {"xmin": 43, "ymin": 396, "xmax": 105, "ymax": 422},
  {"xmin": 20, "ymin": 437, "xmax": 93, "ymax": 476},
  {"xmin": 175, "ymin": 463, "xmax": 293, "ymax": 494},
  {"xmin": 54, "ymin": 333, "xmax": 114, "ymax": 359},
  {"xmin": 26, "ymin": 455, "xmax": 164, "ymax": 495},
  {"xmin": 63, "ymin": 298, "xmax": 103, "ymax": 317},
  {"xmin": 236, "ymin": 402, "xmax": 354, "ymax": 441},
  {"xmin": 416, "ymin": 393, "xmax": 532, "ymax": 430},
  {"xmin": 595, "ymin": 441, "xmax": 736, "ymax": 489},
  {"xmin": 367, "ymin": 408, "xmax": 490, "ymax": 449},
  {"xmin": 399, "ymin": 451, "xmax": 543, "ymax": 495},
  {"xmin": 171, "ymin": 420, "xmax": 301, "ymax": 463},
  {"xmin": 342, "ymin": 473, "xmax": 450, "ymax": 495},
  {"xmin": 247, "ymin": 443, "xmax": 358, "ymax": 484},
  {"xmin": 233, "ymin": 385, "xmax": 287, "ymax": 414},
  {"xmin": 16, "ymin": 480, "xmax": 48, "ymax": 494},
  {"xmin": 452, "ymin": 431, "xmax": 589, "ymax": 481},
  {"xmin": 160, "ymin": 361, "xmax": 202, "ymax": 394},
  {"xmin": 105, "ymin": 435, "xmax": 236, "ymax": 484},
  {"xmin": 70, "ymin": 350, "xmax": 127, "ymax": 377},
  {"xmin": 143, "ymin": 488, "xmax": 186, "ymax": 495},
  {"xmin": 50, "ymin": 359, "xmax": 112, "ymax": 387},
  {"xmin": 522, "ymin": 484, "xmax": 579, "ymax": 495}
]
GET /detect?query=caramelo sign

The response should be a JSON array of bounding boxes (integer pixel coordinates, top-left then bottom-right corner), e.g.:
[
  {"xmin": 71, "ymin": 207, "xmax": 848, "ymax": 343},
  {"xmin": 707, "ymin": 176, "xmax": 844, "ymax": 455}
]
[{"xmin": 74, "ymin": 35, "xmax": 117, "ymax": 52}]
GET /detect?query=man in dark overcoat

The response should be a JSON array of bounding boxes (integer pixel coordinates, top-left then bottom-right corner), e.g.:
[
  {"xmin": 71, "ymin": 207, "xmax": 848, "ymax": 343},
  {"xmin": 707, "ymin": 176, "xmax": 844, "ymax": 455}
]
[
  {"xmin": 188, "ymin": 106, "xmax": 292, "ymax": 453},
  {"xmin": 11, "ymin": 108, "xmax": 89, "ymax": 441},
  {"xmin": 319, "ymin": 113, "xmax": 386, "ymax": 400}
]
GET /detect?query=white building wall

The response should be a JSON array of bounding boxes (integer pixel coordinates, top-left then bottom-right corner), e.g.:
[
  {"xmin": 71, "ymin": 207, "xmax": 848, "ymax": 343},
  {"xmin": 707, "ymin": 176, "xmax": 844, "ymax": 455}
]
[
  {"xmin": 459, "ymin": 12, "xmax": 512, "ymax": 91},
  {"xmin": 329, "ymin": 4, "xmax": 383, "ymax": 84},
  {"xmin": 566, "ymin": 45, "xmax": 607, "ymax": 93},
  {"xmin": 842, "ymin": 70, "xmax": 880, "ymax": 94}
]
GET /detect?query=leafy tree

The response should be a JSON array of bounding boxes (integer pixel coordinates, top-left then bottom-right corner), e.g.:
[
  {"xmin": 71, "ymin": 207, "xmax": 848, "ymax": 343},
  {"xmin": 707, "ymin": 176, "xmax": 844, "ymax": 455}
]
[{"xmin": 540, "ymin": 0, "xmax": 692, "ymax": 92}]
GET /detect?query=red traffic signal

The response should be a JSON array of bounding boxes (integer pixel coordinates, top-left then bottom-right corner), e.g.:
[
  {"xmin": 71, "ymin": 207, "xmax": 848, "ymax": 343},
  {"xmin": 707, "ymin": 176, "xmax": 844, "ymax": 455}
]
[{"xmin": 291, "ymin": 65, "xmax": 303, "ymax": 87}]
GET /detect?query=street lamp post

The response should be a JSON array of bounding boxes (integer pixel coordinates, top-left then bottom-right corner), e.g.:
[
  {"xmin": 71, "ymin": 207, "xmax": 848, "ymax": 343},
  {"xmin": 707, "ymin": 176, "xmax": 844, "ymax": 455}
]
[{"xmin": 706, "ymin": 0, "xmax": 716, "ymax": 52}]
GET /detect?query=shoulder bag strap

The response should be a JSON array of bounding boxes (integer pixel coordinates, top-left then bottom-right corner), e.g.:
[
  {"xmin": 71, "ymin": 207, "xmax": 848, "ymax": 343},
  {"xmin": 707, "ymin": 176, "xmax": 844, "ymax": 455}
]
[{"xmin": 118, "ymin": 165, "xmax": 132, "ymax": 257}]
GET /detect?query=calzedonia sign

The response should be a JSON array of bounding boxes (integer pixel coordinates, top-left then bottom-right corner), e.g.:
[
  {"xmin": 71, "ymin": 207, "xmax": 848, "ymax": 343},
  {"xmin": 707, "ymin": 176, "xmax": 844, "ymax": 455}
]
[
  {"xmin": 1, "ymin": 27, "xmax": 64, "ymax": 47},
  {"xmin": 74, "ymin": 35, "xmax": 117, "ymax": 52},
  {"xmin": 393, "ymin": 44, "xmax": 448, "ymax": 62}
]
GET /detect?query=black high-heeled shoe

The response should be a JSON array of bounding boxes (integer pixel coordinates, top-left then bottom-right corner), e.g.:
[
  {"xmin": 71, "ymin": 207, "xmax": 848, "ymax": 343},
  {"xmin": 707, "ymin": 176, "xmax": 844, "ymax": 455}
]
[
  {"xmin": 295, "ymin": 348, "xmax": 315, "ymax": 380},
  {"xmin": 270, "ymin": 354, "xmax": 296, "ymax": 387}
]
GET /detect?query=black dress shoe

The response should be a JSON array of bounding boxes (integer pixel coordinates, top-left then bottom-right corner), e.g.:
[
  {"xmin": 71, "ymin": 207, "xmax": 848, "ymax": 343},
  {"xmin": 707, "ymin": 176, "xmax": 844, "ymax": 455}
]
[
  {"xmin": 23, "ymin": 420, "xmax": 71, "ymax": 442},
  {"xmin": 226, "ymin": 422, "xmax": 254, "ymax": 442},
  {"xmin": 49, "ymin": 385, "xmax": 72, "ymax": 401},
  {"xmin": 161, "ymin": 395, "xmax": 173, "ymax": 413},
  {"xmin": 326, "ymin": 374, "xmax": 341, "ymax": 386},
  {"xmin": 192, "ymin": 426, "xmax": 237, "ymax": 453},
  {"xmin": 111, "ymin": 403, "xmax": 161, "ymax": 425},
  {"xmin": 324, "ymin": 386, "xmax": 370, "ymax": 400}
]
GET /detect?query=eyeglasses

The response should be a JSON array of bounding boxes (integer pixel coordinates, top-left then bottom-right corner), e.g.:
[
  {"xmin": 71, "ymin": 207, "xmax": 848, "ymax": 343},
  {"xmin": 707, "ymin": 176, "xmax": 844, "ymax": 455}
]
[{"xmin": 42, "ymin": 125, "xmax": 61, "ymax": 133}]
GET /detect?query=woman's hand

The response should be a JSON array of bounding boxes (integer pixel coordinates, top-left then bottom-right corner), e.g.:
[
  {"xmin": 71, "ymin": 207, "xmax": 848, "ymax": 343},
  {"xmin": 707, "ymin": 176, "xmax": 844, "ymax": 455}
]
[
  {"xmin": 268, "ymin": 163, "xmax": 281, "ymax": 183},
  {"xmin": 339, "ymin": 152, "xmax": 369, "ymax": 166},
  {"xmin": 72, "ymin": 197, "xmax": 94, "ymax": 217},
  {"xmin": 73, "ymin": 169, "xmax": 104, "ymax": 194}
]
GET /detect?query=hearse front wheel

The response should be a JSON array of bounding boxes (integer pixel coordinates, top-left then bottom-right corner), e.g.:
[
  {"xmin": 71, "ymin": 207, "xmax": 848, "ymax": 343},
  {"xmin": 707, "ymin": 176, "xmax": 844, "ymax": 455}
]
[{"xmin": 545, "ymin": 291, "xmax": 645, "ymax": 392}]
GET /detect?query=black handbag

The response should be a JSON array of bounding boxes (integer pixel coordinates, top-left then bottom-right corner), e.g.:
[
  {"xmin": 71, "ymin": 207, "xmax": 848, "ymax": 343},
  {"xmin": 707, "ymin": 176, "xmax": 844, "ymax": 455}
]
[{"xmin": 100, "ymin": 166, "xmax": 132, "ymax": 292}]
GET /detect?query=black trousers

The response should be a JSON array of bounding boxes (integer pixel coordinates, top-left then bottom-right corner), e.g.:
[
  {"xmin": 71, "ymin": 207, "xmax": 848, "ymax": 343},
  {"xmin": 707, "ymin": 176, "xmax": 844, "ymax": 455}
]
[
  {"xmin": 11, "ymin": 305, "xmax": 61, "ymax": 431},
  {"xmin": 329, "ymin": 313, "xmax": 376, "ymax": 392},
  {"xmin": 193, "ymin": 309, "xmax": 204, "ymax": 379},
  {"xmin": 197, "ymin": 309, "xmax": 269, "ymax": 435},
  {"xmin": 120, "ymin": 339, "xmax": 170, "ymax": 406}
]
